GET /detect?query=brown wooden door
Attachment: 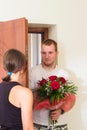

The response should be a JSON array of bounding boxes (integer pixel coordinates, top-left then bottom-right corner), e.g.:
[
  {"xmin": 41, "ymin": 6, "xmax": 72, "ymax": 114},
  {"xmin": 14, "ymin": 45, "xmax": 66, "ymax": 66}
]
[{"xmin": 0, "ymin": 17, "xmax": 28, "ymax": 86}]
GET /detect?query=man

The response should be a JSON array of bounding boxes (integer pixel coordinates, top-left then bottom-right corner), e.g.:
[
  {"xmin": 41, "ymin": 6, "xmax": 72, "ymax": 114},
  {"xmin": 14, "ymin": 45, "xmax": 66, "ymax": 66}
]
[{"xmin": 30, "ymin": 39, "xmax": 76, "ymax": 130}]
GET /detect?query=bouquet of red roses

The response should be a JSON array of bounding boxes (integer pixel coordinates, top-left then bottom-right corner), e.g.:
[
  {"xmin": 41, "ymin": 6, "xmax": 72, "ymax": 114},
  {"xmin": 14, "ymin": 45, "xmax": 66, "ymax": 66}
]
[{"xmin": 33, "ymin": 75, "xmax": 77, "ymax": 125}]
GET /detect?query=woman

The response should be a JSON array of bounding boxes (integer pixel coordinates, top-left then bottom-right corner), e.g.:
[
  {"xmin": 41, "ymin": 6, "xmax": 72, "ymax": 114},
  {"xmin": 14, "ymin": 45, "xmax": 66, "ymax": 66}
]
[{"xmin": 0, "ymin": 49, "xmax": 34, "ymax": 130}]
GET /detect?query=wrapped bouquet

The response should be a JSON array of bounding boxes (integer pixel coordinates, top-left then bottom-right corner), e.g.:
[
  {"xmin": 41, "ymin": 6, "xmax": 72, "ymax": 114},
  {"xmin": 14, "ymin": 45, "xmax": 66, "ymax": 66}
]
[{"xmin": 34, "ymin": 75, "xmax": 77, "ymax": 125}]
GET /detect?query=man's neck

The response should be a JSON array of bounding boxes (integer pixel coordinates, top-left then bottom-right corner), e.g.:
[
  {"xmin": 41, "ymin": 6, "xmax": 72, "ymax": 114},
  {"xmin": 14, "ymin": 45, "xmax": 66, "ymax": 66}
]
[{"xmin": 41, "ymin": 63, "xmax": 56, "ymax": 71}]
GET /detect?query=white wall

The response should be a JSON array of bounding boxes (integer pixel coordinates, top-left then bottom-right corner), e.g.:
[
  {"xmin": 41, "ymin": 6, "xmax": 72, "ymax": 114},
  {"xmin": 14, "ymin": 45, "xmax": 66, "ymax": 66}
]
[{"xmin": 0, "ymin": 0, "xmax": 87, "ymax": 130}]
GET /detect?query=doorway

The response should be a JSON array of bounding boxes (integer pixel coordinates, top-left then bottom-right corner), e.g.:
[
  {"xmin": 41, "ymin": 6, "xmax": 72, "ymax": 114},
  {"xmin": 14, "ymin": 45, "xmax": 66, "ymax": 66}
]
[{"xmin": 28, "ymin": 27, "xmax": 48, "ymax": 68}]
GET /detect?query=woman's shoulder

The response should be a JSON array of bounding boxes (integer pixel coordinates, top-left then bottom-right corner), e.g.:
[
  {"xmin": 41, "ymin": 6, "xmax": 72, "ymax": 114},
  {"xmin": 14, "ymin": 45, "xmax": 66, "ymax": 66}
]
[
  {"xmin": 15, "ymin": 85, "xmax": 32, "ymax": 93},
  {"xmin": 10, "ymin": 83, "xmax": 32, "ymax": 97},
  {"xmin": 9, "ymin": 84, "xmax": 33, "ymax": 108},
  {"xmin": 13, "ymin": 85, "xmax": 33, "ymax": 103}
]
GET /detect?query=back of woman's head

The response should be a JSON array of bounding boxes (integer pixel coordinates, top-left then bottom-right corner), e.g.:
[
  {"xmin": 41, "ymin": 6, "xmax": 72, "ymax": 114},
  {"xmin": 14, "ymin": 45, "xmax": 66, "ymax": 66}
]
[{"xmin": 3, "ymin": 49, "xmax": 26, "ymax": 82}]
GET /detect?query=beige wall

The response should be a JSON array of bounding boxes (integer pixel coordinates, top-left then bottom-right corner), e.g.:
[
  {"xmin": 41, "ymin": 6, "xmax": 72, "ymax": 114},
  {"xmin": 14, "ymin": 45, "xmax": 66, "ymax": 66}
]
[{"xmin": 0, "ymin": 0, "xmax": 87, "ymax": 130}]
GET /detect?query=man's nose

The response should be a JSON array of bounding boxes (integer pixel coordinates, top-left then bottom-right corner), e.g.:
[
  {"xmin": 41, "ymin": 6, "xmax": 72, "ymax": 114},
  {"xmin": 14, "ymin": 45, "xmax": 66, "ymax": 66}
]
[{"xmin": 45, "ymin": 53, "xmax": 49, "ymax": 58}]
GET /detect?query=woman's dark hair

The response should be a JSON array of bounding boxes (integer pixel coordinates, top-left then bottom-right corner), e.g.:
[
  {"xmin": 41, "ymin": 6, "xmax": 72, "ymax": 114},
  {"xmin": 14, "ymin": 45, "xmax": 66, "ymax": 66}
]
[{"xmin": 2, "ymin": 49, "xmax": 26, "ymax": 82}]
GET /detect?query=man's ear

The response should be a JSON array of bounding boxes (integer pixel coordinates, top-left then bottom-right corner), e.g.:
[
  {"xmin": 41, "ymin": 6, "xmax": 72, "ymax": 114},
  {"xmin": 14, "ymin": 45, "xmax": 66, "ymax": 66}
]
[{"xmin": 57, "ymin": 51, "xmax": 59, "ymax": 55}]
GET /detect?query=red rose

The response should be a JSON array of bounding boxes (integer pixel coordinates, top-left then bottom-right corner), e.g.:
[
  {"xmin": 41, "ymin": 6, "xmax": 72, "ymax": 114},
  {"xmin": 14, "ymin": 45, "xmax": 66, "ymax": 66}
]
[
  {"xmin": 50, "ymin": 81, "xmax": 60, "ymax": 90},
  {"xmin": 38, "ymin": 79, "xmax": 47, "ymax": 86},
  {"xmin": 59, "ymin": 77, "xmax": 66, "ymax": 84},
  {"xmin": 49, "ymin": 75, "xmax": 57, "ymax": 81}
]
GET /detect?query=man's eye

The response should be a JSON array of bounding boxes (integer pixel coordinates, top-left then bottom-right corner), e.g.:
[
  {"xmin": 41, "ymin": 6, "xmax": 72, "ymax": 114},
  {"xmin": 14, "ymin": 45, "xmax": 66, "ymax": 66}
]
[
  {"xmin": 49, "ymin": 52, "xmax": 53, "ymax": 54},
  {"xmin": 42, "ymin": 52, "xmax": 46, "ymax": 55}
]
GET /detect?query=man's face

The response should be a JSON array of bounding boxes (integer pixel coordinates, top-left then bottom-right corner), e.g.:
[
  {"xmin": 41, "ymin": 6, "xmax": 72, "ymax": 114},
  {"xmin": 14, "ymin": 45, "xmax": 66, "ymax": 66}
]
[{"xmin": 41, "ymin": 44, "xmax": 58, "ymax": 66}]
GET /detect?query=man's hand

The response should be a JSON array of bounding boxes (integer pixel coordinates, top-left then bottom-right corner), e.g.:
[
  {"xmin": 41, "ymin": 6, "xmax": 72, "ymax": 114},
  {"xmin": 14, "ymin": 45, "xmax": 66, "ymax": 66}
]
[
  {"xmin": 50, "ymin": 109, "xmax": 62, "ymax": 120},
  {"xmin": 49, "ymin": 101, "xmax": 65, "ymax": 111}
]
